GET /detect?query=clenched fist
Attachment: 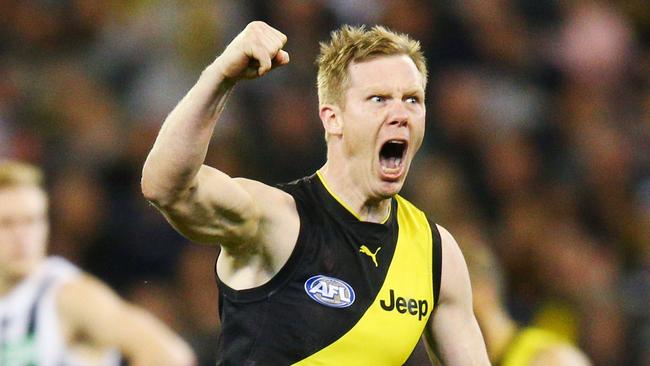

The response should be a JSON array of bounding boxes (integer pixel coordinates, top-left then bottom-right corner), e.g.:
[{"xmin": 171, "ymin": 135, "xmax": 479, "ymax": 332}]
[{"xmin": 215, "ymin": 21, "xmax": 290, "ymax": 82}]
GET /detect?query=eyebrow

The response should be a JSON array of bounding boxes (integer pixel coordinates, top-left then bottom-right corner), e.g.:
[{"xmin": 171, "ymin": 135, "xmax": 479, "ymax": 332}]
[
  {"xmin": 360, "ymin": 86, "xmax": 424, "ymax": 95},
  {"xmin": 403, "ymin": 89, "xmax": 425, "ymax": 96}
]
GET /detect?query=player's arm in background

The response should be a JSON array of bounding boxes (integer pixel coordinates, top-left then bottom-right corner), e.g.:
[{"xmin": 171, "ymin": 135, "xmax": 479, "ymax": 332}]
[
  {"xmin": 425, "ymin": 225, "xmax": 491, "ymax": 365},
  {"xmin": 141, "ymin": 21, "xmax": 295, "ymax": 254},
  {"xmin": 57, "ymin": 274, "xmax": 196, "ymax": 366}
]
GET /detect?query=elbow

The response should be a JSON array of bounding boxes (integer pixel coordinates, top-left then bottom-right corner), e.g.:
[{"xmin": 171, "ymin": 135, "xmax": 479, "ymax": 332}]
[
  {"xmin": 140, "ymin": 175, "xmax": 164, "ymax": 206},
  {"xmin": 141, "ymin": 161, "xmax": 197, "ymax": 208},
  {"xmin": 140, "ymin": 159, "xmax": 175, "ymax": 207},
  {"xmin": 140, "ymin": 176, "xmax": 167, "ymax": 207},
  {"xmin": 141, "ymin": 162, "xmax": 161, "ymax": 203},
  {"xmin": 140, "ymin": 170, "xmax": 184, "ymax": 209}
]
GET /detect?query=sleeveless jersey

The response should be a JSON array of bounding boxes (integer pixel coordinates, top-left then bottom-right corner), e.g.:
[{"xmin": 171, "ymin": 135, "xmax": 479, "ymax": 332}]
[
  {"xmin": 498, "ymin": 327, "xmax": 567, "ymax": 366},
  {"xmin": 216, "ymin": 172, "xmax": 442, "ymax": 365},
  {"xmin": 0, "ymin": 256, "xmax": 121, "ymax": 366}
]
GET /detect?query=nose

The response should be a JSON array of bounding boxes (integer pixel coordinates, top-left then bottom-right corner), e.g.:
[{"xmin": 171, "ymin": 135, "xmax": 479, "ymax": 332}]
[{"xmin": 388, "ymin": 100, "xmax": 409, "ymax": 127}]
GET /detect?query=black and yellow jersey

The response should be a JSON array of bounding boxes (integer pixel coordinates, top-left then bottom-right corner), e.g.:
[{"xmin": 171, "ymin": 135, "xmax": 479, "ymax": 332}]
[
  {"xmin": 215, "ymin": 172, "xmax": 442, "ymax": 365},
  {"xmin": 498, "ymin": 327, "xmax": 568, "ymax": 366}
]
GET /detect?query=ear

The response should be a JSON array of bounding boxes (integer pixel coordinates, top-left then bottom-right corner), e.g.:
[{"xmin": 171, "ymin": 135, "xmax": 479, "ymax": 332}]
[{"xmin": 319, "ymin": 104, "xmax": 343, "ymax": 137}]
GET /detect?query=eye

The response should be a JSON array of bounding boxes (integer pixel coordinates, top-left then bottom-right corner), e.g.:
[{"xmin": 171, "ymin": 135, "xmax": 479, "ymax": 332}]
[
  {"xmin": 405, "ymin": 96, "xmax": 419, "ymax": 104},
  {"xmin": 369, "ymin": 95, "xmax": 385, "ymax": 103}
]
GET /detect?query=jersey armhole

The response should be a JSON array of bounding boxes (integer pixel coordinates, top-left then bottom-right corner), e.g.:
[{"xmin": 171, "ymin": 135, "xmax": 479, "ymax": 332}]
[
  {"xmin": 215, "ymin": 195, "xmax": 307, "ymax": 303},
  {"xmin": 430, "ymin": 222, "xmax": 442, "ymax": 309}
]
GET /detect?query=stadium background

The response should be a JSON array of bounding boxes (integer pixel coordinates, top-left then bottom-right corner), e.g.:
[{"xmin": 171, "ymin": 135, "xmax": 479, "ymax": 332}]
[{"xmin": 1, "ymin": 1, "xmax": 648, "ymax": 365}]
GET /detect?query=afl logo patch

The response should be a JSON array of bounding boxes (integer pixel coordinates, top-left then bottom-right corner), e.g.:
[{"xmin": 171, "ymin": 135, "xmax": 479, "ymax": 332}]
[{"xmin": 304, "ymin": 275, "xmax": 355, "ymax": 308}]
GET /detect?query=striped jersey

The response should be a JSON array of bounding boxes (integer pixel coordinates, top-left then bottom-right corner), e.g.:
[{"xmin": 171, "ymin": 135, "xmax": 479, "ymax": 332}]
[
  {"xmin": 0, "ymin": 257, "xmax": 121, "ymax": 366},
  {"xmin": 216, "ymin": 172, "xmax": 442, "ymax": 365}
]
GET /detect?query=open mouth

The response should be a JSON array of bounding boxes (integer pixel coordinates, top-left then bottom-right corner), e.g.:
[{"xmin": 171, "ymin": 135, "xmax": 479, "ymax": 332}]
[{"xmin": 379, "ymin": 139, "xmax": 407, "ymax": 178}]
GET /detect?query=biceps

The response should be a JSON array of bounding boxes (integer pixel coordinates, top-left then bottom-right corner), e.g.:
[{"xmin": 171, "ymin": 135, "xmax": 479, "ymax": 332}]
[{"xmin": 429, "ymin": 304, "xmax": 487, "ymax": 365}]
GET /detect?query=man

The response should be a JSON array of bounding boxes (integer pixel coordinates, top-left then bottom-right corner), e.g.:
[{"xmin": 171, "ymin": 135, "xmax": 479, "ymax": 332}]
[
  {"xmin": 0, "ymin": 160, "xmax": 196, "ymax": 366},
  {"xmin": 142, "ymin": 21, "xmax": 489, "ymax": 365},
  {"xmin": 458, "ymin": 224, "xmax": 592, "ymax": 366}
]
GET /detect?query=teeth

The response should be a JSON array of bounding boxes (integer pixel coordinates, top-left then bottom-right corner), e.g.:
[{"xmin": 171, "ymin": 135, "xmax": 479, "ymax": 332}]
[{"xmin": 384, "ymin": 157, "xmax": 403, "ymax": 169}]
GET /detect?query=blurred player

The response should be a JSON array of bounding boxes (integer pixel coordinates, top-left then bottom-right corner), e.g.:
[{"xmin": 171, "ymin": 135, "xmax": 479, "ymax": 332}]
[
  {"xmin": 459, "ymin": 225, "xmax": 592, "ymax": 366},
  {"xmin": 0, "ymin": 160, "xmax": 196, "ymax": 366},
  {"xmin": 143, "ymin": 21, "xmax": 489, "ymax": 364}
]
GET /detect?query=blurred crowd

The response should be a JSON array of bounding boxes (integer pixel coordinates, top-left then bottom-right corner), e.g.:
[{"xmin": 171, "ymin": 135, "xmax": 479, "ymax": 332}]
[{"xmin": 0, "ymin": 0, "xmax": 648, "ymax": 365}]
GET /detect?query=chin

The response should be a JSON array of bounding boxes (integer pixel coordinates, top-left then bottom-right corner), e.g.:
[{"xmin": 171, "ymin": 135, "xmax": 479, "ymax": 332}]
[{"xmin": 376, "ymin": 180, "xmax": 404, "ymax": 198}]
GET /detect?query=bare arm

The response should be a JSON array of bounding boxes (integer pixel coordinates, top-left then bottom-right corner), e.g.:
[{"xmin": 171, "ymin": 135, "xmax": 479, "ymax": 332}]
[
  {"xmin": 141, "ymin": 21, "xmax": 290, "ymax": 250},
  {"xmin": 426, "ymin": 225, "xmax": 491, "ymax": 365},
  {"xmin": 57, "ymin": 275, "xmax": 195, "ymax": 366}
]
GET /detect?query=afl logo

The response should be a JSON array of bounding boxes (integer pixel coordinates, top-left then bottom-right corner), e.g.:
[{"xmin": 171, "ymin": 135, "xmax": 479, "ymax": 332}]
[{"xmin": 304, "ymin": 275, "xmax": 355, "ymax": 308}]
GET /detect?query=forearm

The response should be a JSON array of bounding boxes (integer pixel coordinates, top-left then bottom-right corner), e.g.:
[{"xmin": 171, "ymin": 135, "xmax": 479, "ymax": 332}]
[
  {"xmin": 434, "ymin": 315, "xmax": 490, "ymax": 365},
  {"xmin": 141, "ymin": 60, "xmax": 235, "ymax": 206}
]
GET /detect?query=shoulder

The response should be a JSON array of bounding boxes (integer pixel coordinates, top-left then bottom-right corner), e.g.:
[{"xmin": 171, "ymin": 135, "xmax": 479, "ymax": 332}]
[
  {"xmin": 57, "ymin": 274, "xmax": 113, "ymax": 301},
  {"xmin": 436, "ymin": 225, "xmax": 466, "ymax": 273},
  {"xmin": 56, "ymin": 274, "xmax": 122, "ymax": 325},
  {"xmin": 435, "ymin": 224, "xmax": 473, "ymax": 307},
  {"xmin": 43, "ymin": 256, "xmax": 80, "ymax": 277}
]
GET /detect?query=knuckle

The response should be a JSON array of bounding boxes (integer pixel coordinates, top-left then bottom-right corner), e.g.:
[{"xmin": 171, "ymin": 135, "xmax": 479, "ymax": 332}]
[{"xmin": 248, "ymin": 21, "xmax": 267, "ymax": 32}]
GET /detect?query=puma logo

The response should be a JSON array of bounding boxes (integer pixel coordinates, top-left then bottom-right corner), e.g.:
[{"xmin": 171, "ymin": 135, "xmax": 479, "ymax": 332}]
[{"xmin": 359, "ymin": 245, "xmax": 381, "ymax": 267}]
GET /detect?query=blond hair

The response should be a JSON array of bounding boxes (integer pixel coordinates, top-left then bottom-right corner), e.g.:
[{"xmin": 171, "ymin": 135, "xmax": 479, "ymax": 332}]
[
  {"xmin": 316, "ymin": 24, "xmax": 428, "ymax": 107},
  {"xmin": 0, "ymin": 160, "xmax": 45, "ymax": 189}
]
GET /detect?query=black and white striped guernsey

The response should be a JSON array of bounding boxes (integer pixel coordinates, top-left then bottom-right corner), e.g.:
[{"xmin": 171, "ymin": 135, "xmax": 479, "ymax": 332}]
[{"xmin": 0, "ymin": 257, "xmax": 121, "ymax": 366}]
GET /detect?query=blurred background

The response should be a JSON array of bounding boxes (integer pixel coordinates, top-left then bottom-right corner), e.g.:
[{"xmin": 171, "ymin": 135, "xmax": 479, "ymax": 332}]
[{"xmin": 0, "ymin": 0, "xmax": 648, "ymax": 365}]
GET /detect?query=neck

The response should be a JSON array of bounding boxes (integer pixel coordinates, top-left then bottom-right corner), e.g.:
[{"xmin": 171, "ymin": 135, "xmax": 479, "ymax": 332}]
[
  {"xmin": 476, "ymin": 305, "xmax": 519, "ymax": 362},
  {"xmin": 319, "ymin": 163, "xmax": 391, "ymax": 223},
  {"xmin": 0, "ymin": 274, "xmax": 25, "ymax": 297},
  {"xmin": 0, "ymin": 259, "xmax": 43, "ymax": 297}
]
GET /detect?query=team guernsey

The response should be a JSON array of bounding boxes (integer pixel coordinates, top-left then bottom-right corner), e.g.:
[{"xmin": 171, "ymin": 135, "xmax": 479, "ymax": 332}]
[
  {"xmin": 0, "ymin": 257, "xmax": 120, "ymax": 366},
  {"xmin": 216, "ymin": 172, "xmax": 442, "ymax": 365}
]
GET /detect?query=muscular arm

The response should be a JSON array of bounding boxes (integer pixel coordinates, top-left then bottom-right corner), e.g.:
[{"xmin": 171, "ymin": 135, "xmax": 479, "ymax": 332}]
[
  {"xmin": 426, "ymin": 225, "xmax": 491, "ymax": 365},
  {"xmin": 141, "ymin": 21, "xmax": 291, "ymax": 250},
  {"xmin": 57, "ymin": 275, "xmax": 195, "ymax": 366}
]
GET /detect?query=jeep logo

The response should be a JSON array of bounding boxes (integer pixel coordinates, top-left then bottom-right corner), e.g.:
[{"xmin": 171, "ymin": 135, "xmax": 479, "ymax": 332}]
[{"xmin": 379, "ymin": 289, "xmax": 428, "ymax": 321}]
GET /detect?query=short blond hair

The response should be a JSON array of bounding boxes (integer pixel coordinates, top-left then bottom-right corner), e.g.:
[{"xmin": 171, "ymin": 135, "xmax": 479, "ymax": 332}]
[
  {"xmin": 316, "ymin": 24, "xmax": 428, "ymax": 107},
  {"xmin": 0, "ymin": 160, "xmax": 45, "ymax": 189}
]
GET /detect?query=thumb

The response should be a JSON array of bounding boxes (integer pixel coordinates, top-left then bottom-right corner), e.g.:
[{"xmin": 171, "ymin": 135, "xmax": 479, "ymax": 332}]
[{"xmin": 273, "ymin": 50, "xmax": 290, "ymax": 66}]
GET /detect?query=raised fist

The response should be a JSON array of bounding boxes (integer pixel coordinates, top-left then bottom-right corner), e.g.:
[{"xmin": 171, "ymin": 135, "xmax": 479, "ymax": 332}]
[{"xmin": 215, "ymin": 21, "xmax": 290, "ymax": 81}]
